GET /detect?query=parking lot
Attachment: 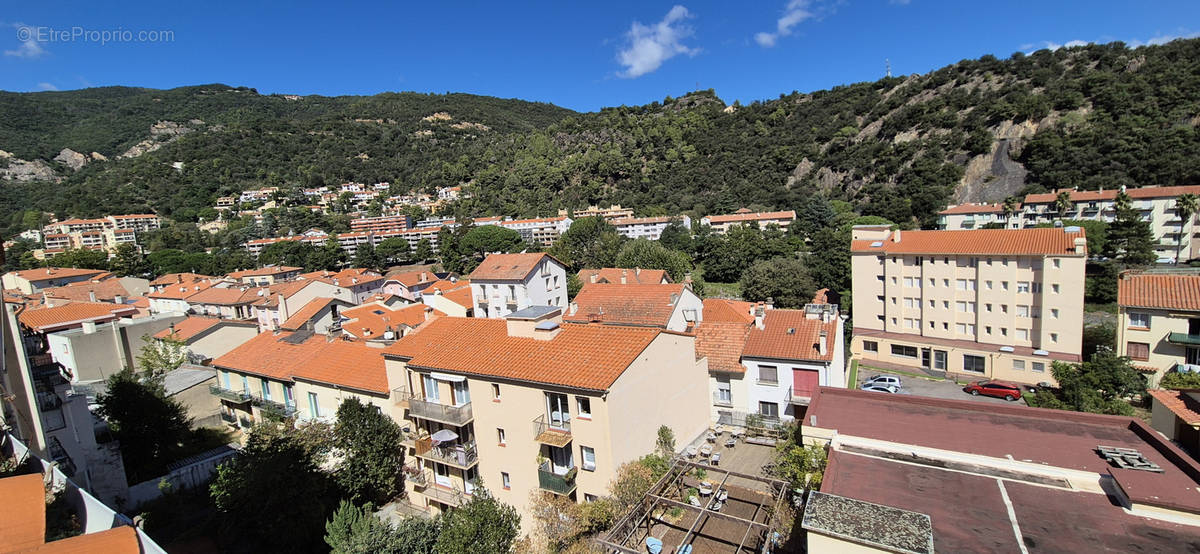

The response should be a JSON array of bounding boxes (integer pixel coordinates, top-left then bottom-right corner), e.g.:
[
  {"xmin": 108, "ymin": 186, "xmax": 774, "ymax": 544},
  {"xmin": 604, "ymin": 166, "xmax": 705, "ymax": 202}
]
[{"xmin": 856, "ymin": 367, "xmax": 1026, "ymax": 406}]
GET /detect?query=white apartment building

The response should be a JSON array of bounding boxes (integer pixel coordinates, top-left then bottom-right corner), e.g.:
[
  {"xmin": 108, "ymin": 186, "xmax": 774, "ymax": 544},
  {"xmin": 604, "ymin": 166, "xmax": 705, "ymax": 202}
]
[
  {"xmin": 468, "ymin": 253, "xmax": 568, "ymax": 319},
  {"xmin": 850, "ymin": 226, "xmax": 1087, "ymax": 386},
  {"xmin": 611, "ymin": 215, "xmax": 691, "ymax": 241},
  {"xmin": 700, "ymin": 209, "xmax": 795, "ymax": 234},
  {"xmin": 499, "ymin": 216, "xmax": 572, "ymax": 247},
  {"xmin": 557, "ymin": 205, "xmax": 635, "ymax": 220}
]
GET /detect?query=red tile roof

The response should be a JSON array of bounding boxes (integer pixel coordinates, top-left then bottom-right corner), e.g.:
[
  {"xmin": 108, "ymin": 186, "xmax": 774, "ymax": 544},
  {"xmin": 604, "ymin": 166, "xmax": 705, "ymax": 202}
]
[
  {"xmin": 702, "ymin": 298, "xmax": 755, "ymax": 324},
  {"xmin": 1149, "ymin": 389, "xmax": 1200, "ymax": 426},
  {"xmin": 41, "ymin": 277, "xmax": 133, "ymax": 303},
  {"xmin": 386, "ymin": 269, "xmax": 438, "ymax": 288},
  {"xmin": 227, "ymin": 266, "xmax": 301, "ymax": 279},
  {"xmin": 7, "ymin": 267, "xmax": 106, "ymax": 282},
  {"xmin": 702, "ymin": 210, "xmax": 796, "ymax": 224},
  {"xmin": 1118, "ymin": 272, "xmax": 1200, "ymax": 311},
  {"xmin": 694, "ymin": 322, "xmax": 751, "ymax": 373},
  {"xmin": 18, "ymin": 302, "xmax": 138, "ymax": 331},
  {"xmin": 184, "ymin": 286, "xmax": 255, "ymax": 306},
  {"xmin": 146, "ymin": 280, "xmax": 216, "ymax": 300},
  {"xmin": 0, "ymin": 473, "xmax": 46, "ymax": 550},
  {"xmin": 212, "ymin": 332, "xmax": 390, "ymax": 394},
  {"xmin": 149, "ymin": 272, "xmax": 213, "ymax": 286},
  {"xmin": 154, "ymin": 316, "xmax": 223, "ymax": 341},
  {"xmin": 937, "ymin": 202, "xmax": 1009, "ymax": 215},
  {"xmin": 385, "ymin": 317, "xmax": 663, "ymax": 390},
  {"xmin": 298, "ymin": 268, "xmax": 385, "ymax": 288},
  {"xmin": 564, "ymin": 283, "xmax": 690, "ymax": 327},
  {"xmin": 742, "ymin": 309, "xmax": 839, "ymax": 362},
  {"xmin": 443, "ymin": 286, "xmax": 472, "ymax": 308},
  {"xmin": 577, "ymin": 268, "xmax": 670, "ymax": 285},
  {"xmin": 19, "ymin": 525, "xmax": 142, "ymax": 553},
  {"xmin": 469, "ymin": 253, "xmax": 558, "ymax": 281},
  {"xmin": 1024, "ymin": 185, "xmax": 1200, "ymax": 204},
  {"xmin": 340, "ymin": 303, "xmax": 437, "ymax": 338},
  {"xmin": 851, "ymin": 228, "xmax": 1086, "ymax": 256}
]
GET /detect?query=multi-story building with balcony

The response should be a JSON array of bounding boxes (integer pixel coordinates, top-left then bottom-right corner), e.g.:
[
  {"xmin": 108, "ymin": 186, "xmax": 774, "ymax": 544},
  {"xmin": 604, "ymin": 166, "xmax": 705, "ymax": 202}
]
[
  {"xmin": 699, "ymin": 209, "xmax": 795, "ymax": 234},
  {"xmin": 557, "ymin": 205, "xmax": 634, "ymax": 220},
  {"xmin": 1116, "ymin": 270, "xmax": 1200, "ymax": 387},
  {"xmin": 469, "ymin": 253, "xmax": 567, "ymax": 319},
  {"xmin": 611, "ymin": 215, "xmax": 691, "ymax": 241},
  {"xmin": 350, "ymin": 214, "xmax": 412, "ymax": 233},
  {"xmin": 382, "ymin": 308, "xmax": 709, "ymax": 528},
  {"xmin": 849, "ymin": 226, "xmax": 1087, "ymax": 386},
  {"xmin": 498, "ymin": 216, "xmax": 572, "ymax": 247}
]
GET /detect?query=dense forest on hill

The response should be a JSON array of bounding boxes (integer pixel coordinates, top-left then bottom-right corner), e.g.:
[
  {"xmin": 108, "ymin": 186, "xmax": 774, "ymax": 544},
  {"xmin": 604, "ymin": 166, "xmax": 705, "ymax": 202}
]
[{"xmin": 1, "ymin": 39, "xmax": 1198, "ymax": 236}]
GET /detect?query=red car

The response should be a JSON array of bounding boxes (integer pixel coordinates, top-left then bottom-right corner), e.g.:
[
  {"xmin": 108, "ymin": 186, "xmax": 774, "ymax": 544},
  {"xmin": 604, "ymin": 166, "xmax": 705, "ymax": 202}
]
[{"xmin": 963, "ymin": 380, "xmax": 1023, "ymax": 401}]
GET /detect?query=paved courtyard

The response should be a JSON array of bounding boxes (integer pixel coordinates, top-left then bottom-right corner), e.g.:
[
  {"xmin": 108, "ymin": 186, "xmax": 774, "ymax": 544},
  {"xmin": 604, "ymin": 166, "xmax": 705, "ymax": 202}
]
[{"xmin": 856, "ymin": 364, "xmax": 1027, "ymax": 406}]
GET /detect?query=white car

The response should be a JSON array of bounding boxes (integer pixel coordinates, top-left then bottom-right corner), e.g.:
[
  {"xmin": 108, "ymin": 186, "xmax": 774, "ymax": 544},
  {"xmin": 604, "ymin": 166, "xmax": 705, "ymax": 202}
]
[
  {"xmin": 861, "ymin": 385, "xmax": 897, "ymax": 393},
  {"xmin": 863, "ymin": 375, "xmax": 902, "ymax": 391}
]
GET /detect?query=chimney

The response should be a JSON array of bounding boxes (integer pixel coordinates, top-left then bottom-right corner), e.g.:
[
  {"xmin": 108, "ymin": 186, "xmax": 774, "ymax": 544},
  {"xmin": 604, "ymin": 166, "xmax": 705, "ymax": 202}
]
[
  {"xmin": 818, "ymin": 330, "xmax": 828, "ymax": 356},
  {"xmin": 635, "ymin": 267, "xmax": 641, "ymax": 277},
  {"xmin": 570, "ymin": 302, "xmax": 578, "ymax": 316},
  {"xmin": 620, "ymin": 270, "xmax": 627, "ymax": 284},
  {"xmin": 82, "ymin": 321, "xmax": 96, "ymax": 334},
  {"xmin": 892, "ymin": 229, "xmax": 901, "ymax": 243},
  {"xmin": 765, "ymin": 296, "xmax": 774, "ymax": 310},
  {"xmin": 88, "ymin": 290, "xmax": 97, "ymax": 302},
  {"xmin": 114, "ymin": 295, "xmax": 124, "ymax": 305},
  {"xmin": 590, "ymin": 274, "xmax": 598, "ymax": 284},
  {"xmin": 1074, "ymin": 237, "xmax": 1087, "ymax": 255},
  {"xmin": 420, "ymin": 272, "xmax": 428, "ymax": 282},
  {"xmin": 754, "ymin": 302, "xmax": 765, "ymax": 330}
]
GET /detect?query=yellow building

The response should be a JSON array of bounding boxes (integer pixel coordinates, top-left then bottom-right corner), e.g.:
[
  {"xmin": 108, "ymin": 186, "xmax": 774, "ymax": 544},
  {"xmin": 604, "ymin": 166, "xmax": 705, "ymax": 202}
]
[
  {"xmin": 1117, "ymin": 270, "xmax": 1200, "ymax": 386},
  {"xmin": 382, "ymin": 307, "xmax": 710, "ymax": 529},
  {"xmin": 849, "ymin": 226, "xmax": 1087, "ymax": 386}
]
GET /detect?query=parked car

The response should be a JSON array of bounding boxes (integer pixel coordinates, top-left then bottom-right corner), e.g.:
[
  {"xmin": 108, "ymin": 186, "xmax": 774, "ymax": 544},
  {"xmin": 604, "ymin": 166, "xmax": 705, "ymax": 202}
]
[
  {"xmin": 863, "ymin": 375, "xmax": 902, "ymax": 391},
  {"xmin": 861, "ymin": 385, "xmax": 897, "ymax": 393},
  {"xmin": 963, "ymin": 380, "xmax": 1023, "ymax": 401}
]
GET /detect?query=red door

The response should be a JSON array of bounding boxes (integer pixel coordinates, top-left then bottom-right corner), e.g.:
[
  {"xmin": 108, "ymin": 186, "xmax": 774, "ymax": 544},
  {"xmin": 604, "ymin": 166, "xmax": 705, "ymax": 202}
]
[{"xmin": 793, "ymin": 369, "xmax": 820, "ymax": 397}]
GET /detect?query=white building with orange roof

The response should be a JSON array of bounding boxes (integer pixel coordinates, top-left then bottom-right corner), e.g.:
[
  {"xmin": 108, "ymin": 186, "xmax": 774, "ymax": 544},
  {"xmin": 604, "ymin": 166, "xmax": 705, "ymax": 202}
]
[
  {"xmin": 384, "ymin": 269, "xmax": 441, "ymax": 301},
  {"xmin": 610, "ymin": 215, "xmax": 690, "ymax": 241},
  {"xmin": 577, "ymin": 267, "xmax": 672, "ymax": 285},
  {"xmin": 339, "ymin": 301, "xmax": 439, "ymax": 341},
  {"xmin": 564, "ymin": 283, "xmax": 701, "ymax": 332},
  {"xmin": 469, "ymin": 252, "xmax": 567, "ymax": 318},
  {"xmin": 299, "ymin": 268, "xmax": 386, "ymax": 303},
  {"xmin": 498, "ymin": 216, "xmax": 572, "ymax": 246},
  {"xmin": 2, "ymin": 267, "xmax": 109, "ymax": 294},
  {"xmin": 699, "ymin": 209, "xmax": 795, "ymax": 234},
  {"xmin": 227, "ymin": 265, "xmax": 303, "ymax": 286},
  {"xmin": 1116, "ymin": 269, "xmax": 1200, "ymax": 386},
  {"xmin": 850, "ymin": 226, "xmax": 1087, "ymax": 386},
  {"xmin": 421, "ymin": 278, "xmax": 473, "ymax": 317}
]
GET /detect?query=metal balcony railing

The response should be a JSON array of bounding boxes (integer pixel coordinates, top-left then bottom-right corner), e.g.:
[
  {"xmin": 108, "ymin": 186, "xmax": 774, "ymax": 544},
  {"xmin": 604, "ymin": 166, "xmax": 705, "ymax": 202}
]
[
  {"xmin": 406, "ymin": 392, "xmax": 473, "ymax": 426},
  {"xmin": 209, "ymin": 384, "xmax": 252, "ymax": 403},
  {"xmin": 532, "ymin": 414, "xmax": 572, "ymax": 446},
  {"xmin": 538, "ymin": 462, "xmax": 577, "ymax": 495},
  {"xmin": 219, "ymin": 412, "xmax": 238, "ymax": 425},
  {"xmin": 404, "ymin": 464, "xmax": 430, "ymax": 488},
  {"xmin": 253, "ymin": 396, "xmax": 297, "ymax": 420},
  {"xmin": 392, "ymin": 385, "xmax": 410, "ymax": 407},
  {"xmin": 423, "ymin": 485, "xmax": 466, "ymax": 507},
  {"xmin": 415, "ymin": 439, "xmax": 478, "ymax": 469}
]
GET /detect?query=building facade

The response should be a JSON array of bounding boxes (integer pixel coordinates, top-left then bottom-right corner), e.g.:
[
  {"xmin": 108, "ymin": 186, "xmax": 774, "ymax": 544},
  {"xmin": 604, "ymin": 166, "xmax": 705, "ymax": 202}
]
[
  {"xmin": 469, "ymin": 253, "xmax": 568, "ymax": 319},
  {"xmin": 1116, "ymin": 270, "xmax": 1200, "ymax": 386}
]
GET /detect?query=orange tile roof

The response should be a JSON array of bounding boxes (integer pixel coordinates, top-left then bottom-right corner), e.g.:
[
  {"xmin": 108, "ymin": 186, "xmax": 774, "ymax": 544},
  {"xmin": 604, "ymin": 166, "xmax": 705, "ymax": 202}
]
[
  {"xmin": 7, "ymin": 267, "xmax": 106, "ymax": 282},
  {"xmin": 185, "ymin": 286, "xmax": 255, "ymax": 306},
  {"xmin": 695, "ymin": 322, "xmax": 751, "ymax": 373},
  {"xmin": 146, "ymin": 280, "xmax": 216, "ymax": 300},
  {"xmin": 212, "ymin": 332, "xmax": 390, "ymax": 394},
  {"xmin": 565, "ymin": 283, "xmax": 689, "ymax": 327},
  {"xmin": 703, "ymin": 210, "xmax": 795, "ymax": 224},
  {"xmin": 937, "ymin": 203, "xmax": 1009, "ymax": 215},
  {"xmin": 18, "ymin": 525, "xmax": 141, "ymax": 553},
  {"xmin": 385, "ymin": 316, "xmax": 662, "ymax": 390},
  {"xmin": 298, "ymin": 268, "xmax": 385, "ymax": 288},
  {"xmin": 386, "ymin": 269, "xmax": 438, "ymax": 288},
  {"xmin": 41, "ymin": 278, "xmax": 133, "ymax": 303},
  {"xmin": 851, "ymin": 228, "xmax": 1086, "ymax": 256},
  {"xmin": 610, "ymin": 216, "xmax": 675, "ymax": 226},
  {"xmin": 280, "ymin": 297, "xmax": 340, "ymax": 330},
  {"xmin": 341, "ymin": 303, "xmax": 437, "ymax": 338},
  {"xmin": 742, "ymin": 309, "xmax": 839, "ymax": 362},
  {"xmin": 1118, "ymin": 272, "xmax": 1200, "ymax": 311},
  {"xmin": 18, "ymin": 302, "xmax": 138, "ymax": 331},
  {"xmin": 149, "ymin": 272, "xmax": 213, "ymax": 286},
  {"xmin": 1024, "ymin": 185, "xmax": 1200, "ymax": 204},
  {"xmin": 227, "ymin": 266, "xmax": 301, "ymax": 279},
  {"xmin": 702, "ymin": 298, "xmax": 755, "ymax": 324},
  {"xmin": 1148, "ymin": 389, "xmax": 1200, "ymax": 426},
  {"xmin": 254, "ymin": 280, "xmax": 319, "ymax": 307},
  {"xmin": 442, "ymin": 286, "xmax": 473, "ymax": 309},
  {"xmin": 577, "ymin": 268, "xmax": 670, "ymax": 285},
  {"xmin": 0, "ymin": 474, "xmax": 46, "ymax": 551},
  {"xmin": 154, "ymin": 316, "xmax": 223, "ymax": 341},
  {"xmin": 469, "ymin": 253, "xmax": 558, "ymax": 281}
]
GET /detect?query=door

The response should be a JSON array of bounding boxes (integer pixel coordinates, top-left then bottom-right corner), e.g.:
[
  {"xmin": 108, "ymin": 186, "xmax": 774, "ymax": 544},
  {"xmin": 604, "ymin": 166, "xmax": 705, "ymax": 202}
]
[
  {"xmin": 546, "ymin": 393, "xmax": 569, "ymax": 429},
  {"xmin": 434, "ymin": 463, "xmax": 452, "ymax": 488},
  {"xmin": 549, "ymin": 445, "xmax": 573, "ymax": 474},
  {"xmin": 453, "ymin": 381, "xmax": 470, "ymax": 406},
  {"xmin": 933, "ymin": 350, "xmax": 948, "ymax": 371},
  {"xmin": 423, "ymin": 375, "xmax": 440, "ymax": 402},
  {"xmin": 921, "ymin": 348, "xmax": 931, "ymax": 369},
  {"xmin": 284, "ymin": 385, "xmax": 294, "ymax": 408},
  {"xmin": 464, "ymin": 467, "xmax": 478, "ymax": 495}
]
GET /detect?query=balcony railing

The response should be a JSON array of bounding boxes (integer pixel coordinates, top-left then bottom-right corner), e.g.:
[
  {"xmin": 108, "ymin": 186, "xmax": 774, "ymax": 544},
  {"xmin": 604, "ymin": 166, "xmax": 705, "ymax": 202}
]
[
  {"xmin": 404, "ymin": 464, "xmax": 430, "ymax": 488},
  {"xmin": 219, "ymin": 412, "xmax": 238, "ymax": 425},
  {"xmin": 538, "ymin": 462, "xmax": 577, "ymax": 496},
  {"xmin": 423, "ymin": 485, "xmax": 466, "ymax": 507},
  {"xmin": 415, "ymin": 438, "xmax": 479, "ymax": 469},
  {"xmin": 209, "ymin": 384, "xmax": 252, "ymax": 403},
  {"xmin": 1168, "ymin": 332, "xmax": 1200, "ymax": 346},
  {"xmin": 401, "ymin": 390, "xmax": 473, "ymax": 426},
  {"xmin": 253, "ymin": 396, "xmax": 297, "ymax": 420},
  {"xmin": 712, "ymin": 391, "xmax": 733, "ymax": 407},
  {"xmin": 392, "ymin": 385, "xmax": 410, "ymax": 407},
  {"xmin": 533, "ymin": 414, "xmax": 572, "ymax": 447}
]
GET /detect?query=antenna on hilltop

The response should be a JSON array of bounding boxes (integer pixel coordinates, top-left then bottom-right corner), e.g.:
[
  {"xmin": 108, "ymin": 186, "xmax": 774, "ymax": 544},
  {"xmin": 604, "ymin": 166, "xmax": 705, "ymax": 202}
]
[{"xmin": 886, "ymin": 58, "xmax": 892, "ymax": 78}]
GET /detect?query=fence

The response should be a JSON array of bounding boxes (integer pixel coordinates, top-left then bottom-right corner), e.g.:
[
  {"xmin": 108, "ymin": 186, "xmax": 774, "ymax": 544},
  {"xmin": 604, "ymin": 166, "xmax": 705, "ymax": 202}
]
[{"xmin": 126, "ymin": 443, "xmax": 240, "ymax": 509}]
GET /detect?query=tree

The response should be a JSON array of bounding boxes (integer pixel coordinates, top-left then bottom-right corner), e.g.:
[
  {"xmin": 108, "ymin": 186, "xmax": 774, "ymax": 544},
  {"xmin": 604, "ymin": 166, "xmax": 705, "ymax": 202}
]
[
  {"xmin": 1054, "ymin": 190, "xmax": 1074, "ymax": 220},
  {"xmin": 657, "ymin": 221, "xmax": 693, "ymax": 254},
  {"xmin": 353, "ymin": 241, "xmax": 383, "ymax": 271},
  {"xmin": 609, "ymin": 454, "xmax": 669, "ymax": 510},
  {"xmin": 655, "ymin": 425, "xmax": 675, "ymax": 457},
  {"xmin": 740, "ymin": 257, "xmax": 817, "ymax": 309},
  {"xmin": 1002, "ymin": 196, "xmax": 1019, "ymax": 224},
  {"xmin": 550, "ymin": 217, "xmax": 624, "ymax": 272},
  {"xmin": 434, "ymin": 488, "xmax": 520, "ymax": 553},
  {"xmin": 96, "ymin": 369, "xmax": 193, "ymax": 482},
  {"xmin": 4, "ymin": 238, "xmax": 41, "ymax": 272},
  {"xmin": 333, "ymin": 398, "xmax": 406, "ymax": 505},
  {"xmin": 459, "ymin": 225, "xmax": 524, "ymax": 271},
  {"xmin": 376, "ymin": 237, "xmax": 410, "ymax": 264},
  {"xmin": 137, "ymin": 335, "xmax": 189, "ymax": 376},
  {"xmin": 258, "ymin": 241, "xmax": 317, "ymax": 269},
  {"xmin": 1175, "ymin": 193, "xmax": 1198, "ymax": 263},
  {"xmin": 798, "ymin": 194, "xmax": 836, "ymax": 238},
  {"xmin": 700, "ymin": 225, "xmax": 768, "ymax": 283},
  {"xmin": 52, "ymin": 248, "xmax": 109, "ymax": 270},
  {"xmin": 324, "ymin": 501, "xmax": 440, "ymax": 554},
  {"xmin": 211, "ymin": 425, "xmax": 341, "ymax": 553},
  {"xmin": 413, "ymin": 238, "xmax": 434, "ymax": 263},
  {"xmin": 309, "ymin": 237, "xmax": 348, "ymax": 271},
  {"xmin": 1105, "ymin": 192, "xmax": 1157, "ymax": 266},
  {"xmin": 1027, "ymin": 348, "xmax": 1146, "ymax": 416},
  {"xmin": 108, "ymin": 243, "xmax": 146, "ymax": 276},
  {"xmin": 774, "ymin": 423, "xmax": 828, "ymax": 490},
  {"xmin": 614, "ymin": 239, "xmax": 693, "ymax": 282}
]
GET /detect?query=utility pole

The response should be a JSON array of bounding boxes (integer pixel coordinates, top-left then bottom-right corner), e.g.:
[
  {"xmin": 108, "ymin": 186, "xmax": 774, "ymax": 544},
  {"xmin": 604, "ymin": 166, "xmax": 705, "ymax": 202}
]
[{"xmin": 886, "ymin": 58, "xmax": 892, "ymax": 78}]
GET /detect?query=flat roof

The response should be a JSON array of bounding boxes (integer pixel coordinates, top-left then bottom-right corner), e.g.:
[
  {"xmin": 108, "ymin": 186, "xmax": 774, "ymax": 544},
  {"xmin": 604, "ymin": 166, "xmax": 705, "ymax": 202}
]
[
  {"xmin": 802, "ymin": 490, "xmax": 933, "ymax": 554},
  {"xmin": 162, "ymin": 364, "xmax": 216, "ymax": 396},
  {"xmin": 505, "ymin": 305, "xmax": 562, "ymax": 320}
]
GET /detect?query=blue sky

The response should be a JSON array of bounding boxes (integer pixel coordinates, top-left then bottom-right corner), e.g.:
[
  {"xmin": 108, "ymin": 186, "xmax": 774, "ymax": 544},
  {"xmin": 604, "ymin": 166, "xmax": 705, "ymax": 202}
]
[{"xmin": 2, "ymin": 1, "xmax": 1198, "ymax": 112}]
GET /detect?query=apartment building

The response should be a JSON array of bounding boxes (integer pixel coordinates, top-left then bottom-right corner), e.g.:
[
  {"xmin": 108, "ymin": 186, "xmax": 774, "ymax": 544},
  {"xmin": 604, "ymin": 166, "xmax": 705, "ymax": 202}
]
[
  {"xmin": 299, "ymin": 268, "xmax": 386, "ymax": 303},
  {"xmin": 611, "ymin": 215, "xmax": 691, "ymax": 241},
  {"xmin": 577, "ymin": 267, "xmax": 671, "ymax": 285},
  {"xmin": 227, "ymin": 266, "xmax": 303, "ymax": 285},
  {"xmin": 384, "ymin": 270, "xmax": 441, "ymax": 301},
  {"xmin": 45, "ymin": 312, "xmax": 185, "ymax": 386},
  {"xmin": 564, "ymin": 283, "xmax": 701, "ymax": 332},
  {"xmin": 850, "ymin": 226, "xmax": 1087, "ymax": 386},
  {"xmin": 939, "ymin": 185, "xmax": 1200, "ymax": 262},
  {"xmin": 3, "ymin": 267, "xmax": 108, "ymax": 294},
  {"xmin": 557, "ymin": 205, "xmax": 634, "ymax": 220},
  {"xmin": 469, "ymin": 253, "xmax": 568, "ymax": 319},
  {"xmin": 382, "ymin": 310, "xmax": 709, "ymax": 528},
  {"xmin": 699, "ymin": 209, "xmax": 795, "ymax": 234},
  {"xmin": 1116, "ymin": 270, "xmax": 1200, "ymax": 386},
  {"xmin": 499, "ymin": 216, "xmax": 572, "ymax": 247},
  {"xmin": 154, "ymin": 316, "xmax": 260, "ymax": 361},
  {"xmin": 108, "ymin": 214, "xmax": 162, "ymax": 232},
  {"xmin": 38, "ymin": 215, "xmax": 160, "ymax": 254},
  {"xmin": 350, "ymin": 214, "xmax": 411, "ymax": 233}
]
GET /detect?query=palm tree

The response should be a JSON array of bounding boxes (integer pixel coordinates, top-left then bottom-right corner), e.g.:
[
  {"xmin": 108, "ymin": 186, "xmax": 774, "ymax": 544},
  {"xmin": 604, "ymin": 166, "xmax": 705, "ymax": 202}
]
[
  {"xmin": 1054, "ymin": 190, "xmax": 1074, "ymax": 222},
  {"xmin": 1175, "ymin": 193, "xmax": 1198, "ymax": 264},
  {"xmin": 1002, "ymin": 197, "xmax": 1018, "ymax": 227}
]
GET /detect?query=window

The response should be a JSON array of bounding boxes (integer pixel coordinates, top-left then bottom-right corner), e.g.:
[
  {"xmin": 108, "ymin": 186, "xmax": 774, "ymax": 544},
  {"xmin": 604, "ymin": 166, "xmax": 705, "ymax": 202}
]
[
  {"xmin": 1050, "ymin": 333, "xmax": 1058, "ymax": 343},
  {"xmin": 943, "ymin": 300, "xmax": 950, "ymax": 309},
  {"xmin": 929, "ymin": 321, "xmax": 936, "ymax": 329},
  {"xmin": 1051, "ymin": 308, "xmax": 1059, "ymax": 319},
  {"xmin": 904, "ymin": 297, "xmax": 916, "ymax": 308},
  {"xmin": 1032, "ymin": 362, "xmax": 1046, "ymax": 373},
  {"xmin": 863, "ymin": 341, "xmax": 878, "ymax": 353},
  {"xmin": 985, "ymin": 280, "xmax": 993, "ymax": 290},
  {"xmin": 1129, "ymin": 312, "xmax": 1150, "ymax": 328},
  {"xmin": 904, "ymin": 318, "xmax": 918, "ymax": 329},
  {"xmin": 877, "ymin": 295, "xmax": 885, "ymax": 302},
  {"xmin": 492, "ymin": 383, "xmax": 501, "ymax": 401},
  {"xmin": 891, "ymin": 344, "xmax": 918, "ymax": 358},
  {"xmin": 956, "ymin": 301, "xmax": 975, "ymax": 313},
  {"xmin": 1051, "ymin": 284, "xmax": 1060, "ymax": 294},
  {"xmin": 963, "ymin": 354, "xmax": 986, "ymax": 373},
  {"xmin": 1017, "ymin": 305, "xmax": 1030, "ymax": 318},
  {"xmin": 929, "ymin": 300, "xmax": 936, "ymax": 308},
  {"xmin": 1017, "ymin": 282, "xmax": 1031, "ymax": 293},
  {"xmin": 1001, "ymin": 327, "xmax": 1008, "ymax": 336},
  {"xmin": 241, "ymin": 375, "xmax": 249, "ymax": 392},
  {"xmin": 585, "ymin": 494, "xmax": 599, "ymax": 502},
  {"xmin": 877, "ymin": 276, "xmax": 885, "ymax": 283},
  {"xmin": 1053, "ymin": 259, "xmax": 1061, "ymax": 269},
  {"xmin": 928, "ymin": 278, "xmax": 935, "ymax": 286},
  {"xmin": 943, "ymin": 279, "xmax": 950, "ymax": 287},
  {"xmin": 581, "ymin": 446, "xmax": 596, "ymax": 471},
  {"xmin": 759, "ymin": 402, "xmax": 780, "ymax": 419},
  {"xmin": 1127, "ymin": 341, "xmax": 1150, "ymax": 361},
  {"xmin": 985, "ymin": 326, "xmax": 992, "ymax": 334},
  {"xmin": 877, "ymin": 315, "xmax": 885, "ymax": 322},
  {"xmin": 956, "ymin": 279, "xmax": 974, "ymax": 291},
  {"xmin": 577, "ymin": 397, "xmax": 591, "ymax": 418},
  {"xmin": 1002, "ymin": 281, "xmax": 1009, "ymax": 291},
  {"xmin": 501, "ymin": 472, "xmax": 511, "ymax": 490},
  {"xmin": 985, "ymin": 303, "xmax": 993, "ymax": 312},
  {"xmin": 1016, "ymin": 329, "xmax": 1029, "ymax": 340},
  {"xmin": 1001, "ymin": 304, "xmax": 1008, "ymax": 313},
  {"xmin": 891, "ymin": 297, "xmax": 897, "ymax": 305},
  {"xmin": 1013, "ymin": 360, "xmax": 1026, "ymax": 371},
  {"xmin": 497, "ymin": 428, "xmax": 506, "ymax": 445},
  {"xmin": 758, "ymin": 365, "xmax": 778, "ymax": 385},
  {"xmin": 308, "ymin": 392, "xmax": 320, "ymax": 419},
  {"xmin": 261, "ymin": 380, "xmax": 271, "ymax": 401}
]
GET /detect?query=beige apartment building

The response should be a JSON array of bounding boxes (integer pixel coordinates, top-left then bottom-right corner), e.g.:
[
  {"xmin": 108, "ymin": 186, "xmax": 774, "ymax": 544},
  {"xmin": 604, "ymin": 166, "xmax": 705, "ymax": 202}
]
[
  {"xmin": 1116, "ymin": 270, "xmax": 1200, "ymax": 386},
  {"xmin": 382, "ymin": 307, "xmax": 709, "ymax": 529},
  {"xmin": 699, "ymin": 209, "xmax": 795, "ymax": 234},
  {"xmin": 849, "ymin": 226, "xmax": 1086, "ymax": 385}
]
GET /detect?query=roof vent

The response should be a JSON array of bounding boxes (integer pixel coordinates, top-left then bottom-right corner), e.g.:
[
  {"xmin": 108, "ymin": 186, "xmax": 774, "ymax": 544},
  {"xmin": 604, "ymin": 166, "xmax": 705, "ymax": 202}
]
[
  {"xmin": 870, "ymin": 241, "xmax": 884, "ymax": 247},
  {"xmin": 999, "ymin": 346, "xmax": 1015, "ymax": 352},
  {"xmin": 787, "ymin": 328, "xmax": 796, "ymax": 335}
]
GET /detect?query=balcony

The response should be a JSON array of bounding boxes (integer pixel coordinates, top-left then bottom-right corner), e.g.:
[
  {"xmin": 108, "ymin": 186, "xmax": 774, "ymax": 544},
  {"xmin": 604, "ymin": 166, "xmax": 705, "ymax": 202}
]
[
  {"xmin": 422, "ymin": 485, "xmax": 466, "ymax": 507},
  {"xmin": 404, "ymin": 464, "xmax": 430, "ymax": 488},
  {"xmin": 414, "ymin": 437, "xmax": 479, "ymax": 469},
  {"xmin": 253, "ymin": 396, "xmax": 297, "ymax": 420},
  {"xmin": 790, "ymin": 386, "xmax": 815, "ymax": 406},
  {"xmin": 392, "ymin": 385, "xmax": 410, "ymax": 408},
  {"xmin": 533, "ymin": 414, "xmax": 572, "ymax": 447},
  {"xmin": 538, "ymin": 462, "xmax": 577, "ymax": 496},
  {"xmin": 209, "ymin": 384, "xmax": 253, "ymax": 403},
  {"xmin": 1168, "ymin": 332, "xmax": 1200, "ymax": 346},
  {"xmin": 712, "ymin": 391, "xmax": 733, "ymax": 407},
  {"xmin": 405, "ymin": 392, "xmax": 473, "ymax": 426},
  {"xmin": 219, "ymin": 412, "xmax": 238, "ymax": 425}
]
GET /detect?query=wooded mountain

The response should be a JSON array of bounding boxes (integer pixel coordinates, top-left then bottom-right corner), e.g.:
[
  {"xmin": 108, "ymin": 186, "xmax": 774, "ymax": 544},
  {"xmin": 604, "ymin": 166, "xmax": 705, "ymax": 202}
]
[{"xmin": 1, "ymin": 38, "xmax": 1197, "ymax": 236}]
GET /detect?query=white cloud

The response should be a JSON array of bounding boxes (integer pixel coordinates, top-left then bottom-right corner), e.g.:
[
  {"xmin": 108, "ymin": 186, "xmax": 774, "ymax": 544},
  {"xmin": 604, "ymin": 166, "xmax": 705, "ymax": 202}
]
[
  {"xmin": 37, "ymin": 82, "xmax": 57, "ymax": 91},
  {"xmin": 889, "ymin": 0, "xmax": 912, "ymax": 5},
  {"xmin": 4, "ymin": 23, "xmax": 47, "ymax": 59},
  {"xmin": 616, "ymin": 5, "xmax": 699, "ymax": 78},
  {"xmin": 1027, "ymin": 30, "xmax": 1199, "ymax": 54},
  {"xmin": 755, "ymin": 0, "xmax": 815, "ymax": 48}
]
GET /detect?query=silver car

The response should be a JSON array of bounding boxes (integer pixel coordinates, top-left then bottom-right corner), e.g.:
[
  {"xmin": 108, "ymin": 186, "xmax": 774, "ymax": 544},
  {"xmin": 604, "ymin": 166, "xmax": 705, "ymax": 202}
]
[{"xmin": 863, "ymin": 375, "xmax": 902, "ymax": 391}]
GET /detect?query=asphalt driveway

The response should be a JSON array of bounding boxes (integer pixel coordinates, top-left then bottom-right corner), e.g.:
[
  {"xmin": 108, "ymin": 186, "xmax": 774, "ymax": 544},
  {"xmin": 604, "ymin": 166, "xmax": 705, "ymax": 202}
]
[{"xmin": 856, "ymin": 369, "xmax": 1025, "ymax": 406}]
